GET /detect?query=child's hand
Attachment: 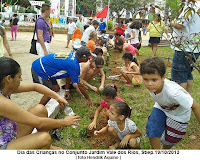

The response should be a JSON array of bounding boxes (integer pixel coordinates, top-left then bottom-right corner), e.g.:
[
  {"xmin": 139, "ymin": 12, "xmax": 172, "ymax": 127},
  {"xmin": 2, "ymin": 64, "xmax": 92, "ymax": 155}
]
[
  {"xmin": 94, "ymin": 130, "xmax": 101, "ymax": 136},
  {"xmin": 88, "ymin": 121, "xmax": 96, "ymax": 130},
  {"xmin": 120, "ymin": 136, "xmax": 129, "ymax": 148},
  {"xmin": 99, "ymin": 86, "xmax": 104, "ymax": 91}
]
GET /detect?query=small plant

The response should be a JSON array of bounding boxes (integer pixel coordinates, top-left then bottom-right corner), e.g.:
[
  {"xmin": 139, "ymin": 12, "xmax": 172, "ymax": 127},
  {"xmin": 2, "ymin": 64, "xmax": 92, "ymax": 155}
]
[{"xmin": 107, "ymin": 20, "xmax": 113, "ymax": 30}]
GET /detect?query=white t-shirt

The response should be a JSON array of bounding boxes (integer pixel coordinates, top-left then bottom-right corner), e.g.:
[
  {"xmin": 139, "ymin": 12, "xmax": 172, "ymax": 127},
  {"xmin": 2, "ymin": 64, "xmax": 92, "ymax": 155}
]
[
  {"xmin": 67, "ymin": 22, "xmax": 76, "ymax": 34},
  {"xmin": 170, "ymin": 2, "xmax": 200, "ymax": 53},
  {"xmin": 108, "ymin": 118, "xmax": 139, "ymax": 141},
  {"xmin": 130, "ymin": 29, "xmax": 139, "ymax": 44},
  {"xmin": 81, "ymin": 26, "xmax": 95, "ymax": 43},
  {"xmin": 150, "ymin": 79, "xmax": 193, "ymax": 123}
]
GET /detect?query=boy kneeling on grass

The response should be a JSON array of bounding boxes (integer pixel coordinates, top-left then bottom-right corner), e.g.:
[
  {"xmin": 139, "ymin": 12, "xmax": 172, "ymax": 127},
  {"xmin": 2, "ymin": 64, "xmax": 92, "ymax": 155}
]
[{"xmin": 140, "ymin": 57, "xmax": 200, "ymax": 149}]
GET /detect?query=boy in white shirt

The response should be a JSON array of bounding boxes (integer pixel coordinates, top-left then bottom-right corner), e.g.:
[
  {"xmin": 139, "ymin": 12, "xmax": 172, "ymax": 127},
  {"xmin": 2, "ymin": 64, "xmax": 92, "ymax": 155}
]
[{"xmin": 140, "ymin": 57, "xmax": 200, "ymax": 149}]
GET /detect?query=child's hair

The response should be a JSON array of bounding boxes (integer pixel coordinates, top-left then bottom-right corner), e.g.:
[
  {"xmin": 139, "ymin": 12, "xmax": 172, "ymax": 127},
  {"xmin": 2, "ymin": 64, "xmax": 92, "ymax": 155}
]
[
  {"xmin": 112, "ymin": 101, "xmax": 132, "ymax": 118},
  {"xmin": 93, "ymin": 56, "xmax": 104, "ymax": 66},
  {"xmin": 0, "ymin": 57, "xmax": 20, "ymax": 89},
  {"xmin": 93, "ymin": 48, "xmax": 103, "ymax": 56},
  {"xmin": 114, "ymin": 32, "xmax": 121, "ymax": 37},
  {"xmin": 99, "ymin": 39, "xmax": 107, "ymax": 47},
  {"xmin": 2, "ymin": 20, "xmax": 5, "ymax": 23},
  {"xmin": 129, "ymin": 18, "xmax": 132, "ymax": 22},
  {"xmin": 140, "ymin": 57, "xmax": 166, "ymax": 77},
  {"xmin": 84, "ymin": 24, "xmax": 89, "ymax": 30},
  {"xmin": 102, "ymin": 85, "xmax": 117, "ymax": 99},
  {"xmin": 89, "ymin": 31, "xmax": 97, "ymax": 40},
  {"xmin": 116, "ymin": 38, "xmax": 124, "ymax": 46},
  {"xmin": 108, "ymin": 34, "xmax": 113, "ymax": 39},
  {"xmin": 122, "ymin": 52, "xmax": 138, "ymax": 66},
  {"xmin": 92, "ymin": 20, "xmax": 99, "ymax": 26},
  {"xmin": 100, "ymin": 30, "xmax": 106, "ymax": 34},
  {"xmin": 130, "ymin": 21, "xmax": 140, "ymax": 30}
]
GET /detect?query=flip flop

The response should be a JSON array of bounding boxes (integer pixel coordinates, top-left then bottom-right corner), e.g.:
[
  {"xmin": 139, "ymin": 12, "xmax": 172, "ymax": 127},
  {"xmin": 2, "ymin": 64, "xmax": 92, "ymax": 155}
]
[{"xmin": 125, "ymin": 84, "xmax": 134, "ymax": 87}]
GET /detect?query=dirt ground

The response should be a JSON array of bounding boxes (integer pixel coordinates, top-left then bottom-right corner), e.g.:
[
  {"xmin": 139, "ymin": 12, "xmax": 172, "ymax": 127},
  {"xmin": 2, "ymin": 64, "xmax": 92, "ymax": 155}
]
[{"xmin": 7, "ymin": 31, "xmax": 72, "ymax": 110}]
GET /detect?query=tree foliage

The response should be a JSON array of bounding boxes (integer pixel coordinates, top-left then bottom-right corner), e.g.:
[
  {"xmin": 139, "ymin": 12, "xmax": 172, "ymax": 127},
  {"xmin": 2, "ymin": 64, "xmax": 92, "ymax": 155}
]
[
  {"xmin": 76, "ymin": 0, "xmax": 97, "ymax": 17},
  {"xmin": 2, "ymin": 0, "xmax": 50, "ymax": 8}
]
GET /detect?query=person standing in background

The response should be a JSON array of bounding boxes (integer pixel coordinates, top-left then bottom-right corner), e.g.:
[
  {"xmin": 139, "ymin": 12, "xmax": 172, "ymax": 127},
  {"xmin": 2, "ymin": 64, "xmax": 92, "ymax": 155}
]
[
  {"xmin": 66, "ymin": 18, "xmax": 76, "ymax": 48},
  {"xmin": 99, "ymin": 18, "xmax": 106, "ymax": 32},
  {"xmin": 125, "ymin": 18, "xmax": 132, "ymax": 43},
  {"xmin": 35, "ymin": 4, "xmax": 60, "ymax": 92},
  {"xmin": 76, "ymin": 16, "xmax": 85, "ymax": 33},
  {"xmin": 35, "ymin": 3, "xmax": 51, "ymax": 57},
  {"xmin": 0, "ymin": 20, "xmax": 5, "ymax": 26},
  {"xmin": 145, "ymin": 14, "xmax": 168, "ymax": 57},
  {"xmin": 10, "ymin": 14, "xmax": 19, "ymax": 41}
]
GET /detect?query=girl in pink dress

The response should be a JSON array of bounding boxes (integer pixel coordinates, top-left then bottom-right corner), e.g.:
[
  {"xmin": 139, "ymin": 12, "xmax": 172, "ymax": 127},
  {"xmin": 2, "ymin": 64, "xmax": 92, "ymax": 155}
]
[
  {"xmin": 116, "ymin": 38, "xmax": 139, "ymax": 58},
  {"xmin": 88, "ymin": 85, "xmax": 124, "ymax": 130}
]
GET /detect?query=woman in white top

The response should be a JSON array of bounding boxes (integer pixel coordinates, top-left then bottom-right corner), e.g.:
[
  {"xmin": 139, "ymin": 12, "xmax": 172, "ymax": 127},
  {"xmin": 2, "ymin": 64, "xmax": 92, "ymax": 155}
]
[{"xmin": 0, "ymin": 26, "xmax": 13, "ymax": 58}]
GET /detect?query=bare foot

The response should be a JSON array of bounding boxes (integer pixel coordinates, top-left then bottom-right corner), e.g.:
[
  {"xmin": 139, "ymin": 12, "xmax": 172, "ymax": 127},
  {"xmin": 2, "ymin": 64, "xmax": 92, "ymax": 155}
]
[
  {"xmin": 65, "ymin": 46, "xmax": 69, "ymax": 48},
  {"xmin": 109, "ymin": 142, "xmax": 120, "ymax": 150}
]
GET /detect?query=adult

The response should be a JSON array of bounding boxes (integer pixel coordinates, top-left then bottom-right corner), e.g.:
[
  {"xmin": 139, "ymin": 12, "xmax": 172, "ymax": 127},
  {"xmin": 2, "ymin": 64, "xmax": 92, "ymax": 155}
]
[
  {"xmin": 31, "ymin": 47, "xmax": 92, "ymax": 106},
  {"xmin": 145, "ymin": 14, "xmax": 168, "ymax": 56},
  {"xmin": 0, "ymin": 26, "xmax": 13, "ymax": 59},
  {"xmin": 35, "ymin": 3, "xmax": 51, "ymax": 57},
  {"xmin": 76, "ymin": 16, "xmax": 85, "ymax": 33},
  {"xmin": 10, "ymin": 14, "xmax": 19, "ymax": 41},
  {"xmin": 114, "ymin": 21, "xmax": 126, "ymax": 37},
  {"xmin": 99, "ymin": 18, "xmax": 106, "ymax": 32},
  {"xmin": 81, "ymin": 20, "xmax": 99, "ymax": 46},
  {"xmin": 66, "ymin": 18, "xmax": 76, "ymax": 48},
  {"xmin": 87, "ymin": 17, "xmax": 93, "ymax": 25},
  {"xmin": 0, "ymin": 57, "xmax": 80, "ymax": 150},
  {"xmin": 170, "ymin": 0, "xmax": 200, "ymax": 94}
]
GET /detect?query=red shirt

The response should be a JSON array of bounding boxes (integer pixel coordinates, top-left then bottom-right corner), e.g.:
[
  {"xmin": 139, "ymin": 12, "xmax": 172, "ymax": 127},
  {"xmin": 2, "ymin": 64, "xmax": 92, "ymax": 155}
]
[{"xmin": 115, "ymin": 24, "xmax": 126, "ymax": 35}]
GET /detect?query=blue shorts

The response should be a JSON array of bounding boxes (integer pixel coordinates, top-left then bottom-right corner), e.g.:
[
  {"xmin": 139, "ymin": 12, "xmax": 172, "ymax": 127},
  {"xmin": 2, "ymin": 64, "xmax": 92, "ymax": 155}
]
[
  {"xmin": 146, "ymin": 107, "xmax": 188, "ymax": 146},
  {"xmin": 171, "ymin": 50, "xmax": 200, "ymax": 83},
  {"xmin": 149, "ymin": 37, "xmax": 160, "ymax": 44},
  {"xmin": 146, "ymin": 107, "xmax": 167, "ymax": 138}
]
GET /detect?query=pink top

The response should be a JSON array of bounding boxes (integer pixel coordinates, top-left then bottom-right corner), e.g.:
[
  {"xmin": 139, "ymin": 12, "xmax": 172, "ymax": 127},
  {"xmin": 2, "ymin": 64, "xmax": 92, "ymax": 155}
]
[
  {"xmin": 100, "ymin": 97, "xmax": 124, "ymax": 109},
  {"xmin": 126, "ymin": 44, "xmax": 137, "ymax": 56}
]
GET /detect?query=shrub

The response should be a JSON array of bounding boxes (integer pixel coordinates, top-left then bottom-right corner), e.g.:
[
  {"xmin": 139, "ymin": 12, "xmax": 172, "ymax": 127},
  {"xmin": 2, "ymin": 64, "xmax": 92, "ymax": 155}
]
[{"xmin": 107, "ymin": 20, "xmax": 113, "ymax": 30}]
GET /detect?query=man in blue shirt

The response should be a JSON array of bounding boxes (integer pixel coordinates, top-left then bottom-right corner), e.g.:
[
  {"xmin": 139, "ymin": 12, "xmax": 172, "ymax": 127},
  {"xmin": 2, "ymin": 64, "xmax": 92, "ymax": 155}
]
[
  {"xmin": 99, "ymin": 18, "xmax": 106, "ymax": 32},
  {"xmin": 31, "ymin": 47, "xmax": 92, "ymax": 106}
]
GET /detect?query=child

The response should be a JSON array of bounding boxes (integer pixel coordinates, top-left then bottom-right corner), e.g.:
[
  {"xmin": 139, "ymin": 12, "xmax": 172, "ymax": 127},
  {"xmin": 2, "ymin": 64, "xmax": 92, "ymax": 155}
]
[
  {"xmin": 116, "ymin": 38, "xmax": 139, "ymax": 58},
  {"xmin": 107, "ymin": 35, "xmax": 114, "ymax": 48},
  {"xmin": 94, "ymin": 101, "xmax": 142, "ymax": 149},
  {"xmin": 120, "ymin": 52, "xmax": 142, "ymax": 87},
  {"xmin": 86, "ymin": 31, "xmax": 97, "ymax": 53},
  {"xmin": 140, "ymin": 57, "xmax": 200, "ymax": 149},
  {"xmin": 126, "ymin": 21, "xmax": 140, "ymax": 49},
  {"xmin": 88, "ymin": 85, "xmax": 124, "ymax": 130},
  {"xmin": 79, "ymin": 56, "xmax": 105, "ymax": 92}
]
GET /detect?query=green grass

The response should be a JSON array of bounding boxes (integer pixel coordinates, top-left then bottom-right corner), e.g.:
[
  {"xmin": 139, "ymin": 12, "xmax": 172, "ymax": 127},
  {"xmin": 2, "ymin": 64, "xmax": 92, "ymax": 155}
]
[{"xmin": 52, "ymin": 46, "xmax": 200, "ymax": 149}]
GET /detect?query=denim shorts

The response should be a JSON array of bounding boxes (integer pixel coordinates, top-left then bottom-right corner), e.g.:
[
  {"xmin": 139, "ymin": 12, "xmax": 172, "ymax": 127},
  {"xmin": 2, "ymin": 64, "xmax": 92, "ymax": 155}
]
[
  {"xmin": 146, "ymin": 107, "xmax": 167, "ymax": 138},
  {"xmin": 171, "ymin": 50, "xmax": 200, "ymax": 83},
  {"xmin": 149, "ymin": 37, "xmax": 160, "ymax": 44}
]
